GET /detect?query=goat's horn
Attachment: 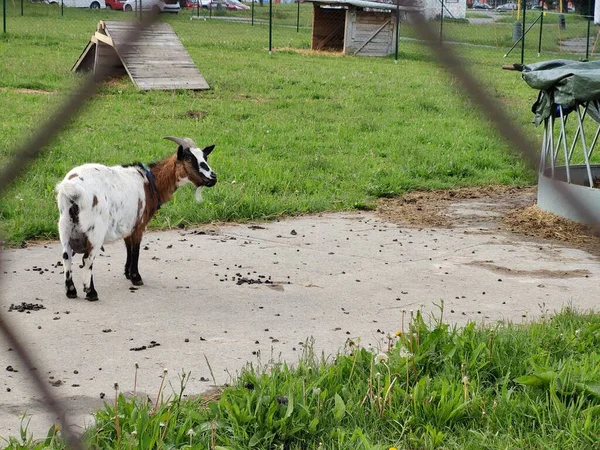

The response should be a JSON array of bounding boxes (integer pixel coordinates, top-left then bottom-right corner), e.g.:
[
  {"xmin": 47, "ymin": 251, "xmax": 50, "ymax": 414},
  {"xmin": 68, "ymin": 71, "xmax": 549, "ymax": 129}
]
[{"xmin": 163, "ymin": 136, "xmax": 197, "ymax": 149}]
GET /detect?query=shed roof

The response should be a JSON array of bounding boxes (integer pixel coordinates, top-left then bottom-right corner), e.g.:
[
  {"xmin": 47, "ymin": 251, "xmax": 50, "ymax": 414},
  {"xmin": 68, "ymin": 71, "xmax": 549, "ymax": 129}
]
[{"xmin": 306, "ymin": 0, "xmax": 421, "ymax": 11}]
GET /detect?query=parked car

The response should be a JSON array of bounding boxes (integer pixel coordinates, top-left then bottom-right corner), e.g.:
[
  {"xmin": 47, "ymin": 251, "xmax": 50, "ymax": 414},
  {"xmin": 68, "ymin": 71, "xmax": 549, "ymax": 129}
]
[
  {"xmin": 473, "ymin": 2, "xmax": 493, "ymax": 9},
  {"xmin": 496, "ymin": 2, "xmax": 517, "ymax": 11},
  {"xmin": 105, "ymin": 0, "xmax": 125, "ymax": 8},
  {"xmin": 46, "ymin": 0, "xmax": 105, "ymax": 8},
  {"xmin": 185, "ymin": 0, "xmax": 215, "ymax": 8},
  {"xmin": 123, "ymin": 0, "xmax": 179, "ymax": 12},
  {"xmin": 530, "ymin": 4, "xmax": 547, "ymax": 10},
  {"xmin": 225, "ymin": 0, "xmax": 249, "ymax": 9}
]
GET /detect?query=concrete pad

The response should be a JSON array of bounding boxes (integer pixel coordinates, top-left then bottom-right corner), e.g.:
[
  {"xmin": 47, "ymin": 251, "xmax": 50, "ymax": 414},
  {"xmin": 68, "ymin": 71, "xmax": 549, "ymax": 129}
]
[{"xmin": 0, "ymin": 206, "xmax": 598, "ymax": 439}]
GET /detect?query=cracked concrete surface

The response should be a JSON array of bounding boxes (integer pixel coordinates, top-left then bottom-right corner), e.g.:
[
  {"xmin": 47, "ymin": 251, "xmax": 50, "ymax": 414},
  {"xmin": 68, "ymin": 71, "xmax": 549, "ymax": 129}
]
[{"xmin": 0, "ymin": 204, "xmax": 598, "ymax": 439}]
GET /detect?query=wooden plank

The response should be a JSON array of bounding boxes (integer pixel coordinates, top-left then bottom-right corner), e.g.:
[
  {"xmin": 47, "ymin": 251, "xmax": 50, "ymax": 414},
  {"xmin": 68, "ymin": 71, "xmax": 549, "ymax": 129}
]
[
  {"xmin": 72, "ymin": 20, "xmax": 210, "ymax": 90},
  {"xmin": 72, "ymin": 39, "xmax": 96, "ymax": 72},
  {"xmin": 352, "ymin": 19, "xmax": 390, "ymax": 55}
]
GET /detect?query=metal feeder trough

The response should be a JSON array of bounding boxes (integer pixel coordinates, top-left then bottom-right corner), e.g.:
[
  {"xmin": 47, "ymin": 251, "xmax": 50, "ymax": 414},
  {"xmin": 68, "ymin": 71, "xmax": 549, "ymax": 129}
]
[{"xmin": 537, "ymin": 102, "xmax": 600, "ymax": 225}]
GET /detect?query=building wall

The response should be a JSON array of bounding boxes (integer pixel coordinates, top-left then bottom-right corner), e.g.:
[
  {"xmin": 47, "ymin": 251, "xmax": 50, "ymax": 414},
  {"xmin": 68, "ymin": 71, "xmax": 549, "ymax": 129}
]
[
  {"xmin": 420, "ymin": 0, "xmax": 466, "ymax": 19},
  {"xmin": 344, "ymin": 8, "xmax": 396, "ymax": 56}
]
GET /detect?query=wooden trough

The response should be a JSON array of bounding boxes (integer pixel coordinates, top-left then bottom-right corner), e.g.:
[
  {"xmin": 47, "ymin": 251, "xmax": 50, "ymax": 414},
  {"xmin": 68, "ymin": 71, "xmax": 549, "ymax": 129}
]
[
  {"xmin": 307, "ymin": 0, "xmax": 419, "ymax": 57},
  {"xmin": 72, "ymin": 21, "xmax": 209, "ymax": 91}
]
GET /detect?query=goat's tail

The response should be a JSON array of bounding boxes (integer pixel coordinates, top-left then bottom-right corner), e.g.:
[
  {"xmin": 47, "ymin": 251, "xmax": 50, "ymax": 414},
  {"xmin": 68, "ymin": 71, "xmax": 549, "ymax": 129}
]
[{"xmin": 56, "ymin": 180, "xmax": 90, "ymax": 212}]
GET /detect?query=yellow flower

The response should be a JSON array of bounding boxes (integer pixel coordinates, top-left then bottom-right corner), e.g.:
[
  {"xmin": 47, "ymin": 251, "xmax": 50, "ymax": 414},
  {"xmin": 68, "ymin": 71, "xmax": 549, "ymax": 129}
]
[
  {"xmin": 389, "ymin": 447, "xmax": 398, "ymax": 450},
  {"xmin": 394, "ymin": 331, "xmax": 402, "ymax": 337}
]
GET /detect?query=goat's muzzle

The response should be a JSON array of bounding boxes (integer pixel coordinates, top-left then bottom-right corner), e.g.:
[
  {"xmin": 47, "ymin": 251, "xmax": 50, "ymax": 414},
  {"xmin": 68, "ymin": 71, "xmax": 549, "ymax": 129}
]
[{"xmin": 204, "ymin": 176, "xmax": 217, "ymax": 187}]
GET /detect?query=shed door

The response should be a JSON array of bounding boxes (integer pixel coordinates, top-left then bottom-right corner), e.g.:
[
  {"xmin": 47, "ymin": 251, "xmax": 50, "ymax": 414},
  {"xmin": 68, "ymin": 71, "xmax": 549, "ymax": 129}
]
[
  {"xmin": 345, "ymin": 10, "xmax": 395, "ymax": 57},
  {"xmin": 312, "ymin": 5, "xmax": 346, "ymax": 52}
]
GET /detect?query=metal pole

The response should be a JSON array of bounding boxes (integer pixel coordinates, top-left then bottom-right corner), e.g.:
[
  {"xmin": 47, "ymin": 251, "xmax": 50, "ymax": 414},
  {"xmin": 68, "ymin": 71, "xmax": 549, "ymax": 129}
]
[
  {"xmin": 439, "ymin": 0, "xmax": 444, "ymax": 42},
  {"xmin": 520, "ymin": 0, "xmax": 525, "ymax": 64},
  {"xmin": 21, "ymin": 0, "xmax": 23, "ymax": 16},
  {"xmin": 251, "ymin": 0, "xmax": 254, "ymax": 24},
  {"xmin": 537, "ymin": 10, "xmax": 543, "ymax": 56},
  {"xmin": 586, "ymin": 18, "xmax": 591, "ymax": 60},
  {"xmin": 296, "ymin": 0, "xmax": 299, "ymax": 32},
  {"xmin": 2, "ymin": 0, "xmax": 5, "ymax": 34},
  {"xmin": 395, "ymin": 0, "xmax": 400, "ymax": 63},
  {"xmin": 269, "ymin": 0, "xmax": 272, "ymax": 53},
  {"xmin": 209, "ymin": 0, "xmax": 211, "ymax": 18},
  {"xmin": 61, "ymin": 0, "xmax": 64, "ymax": 16}
]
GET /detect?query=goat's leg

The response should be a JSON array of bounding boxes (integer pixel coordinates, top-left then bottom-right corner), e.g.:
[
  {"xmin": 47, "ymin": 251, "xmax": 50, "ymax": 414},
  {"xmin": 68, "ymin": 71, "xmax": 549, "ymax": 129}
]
[
  {"xmin": 58, "ymin": 214, "xmax": 77, "ymax": 299},
  {"xmin": 61, "ymin": 244, "xmax": 77, "ymax": 299},
  {"xmin": 124, "ymin": 237, "xmax": 132, "ymax": 280},
  {"xmin": 125, "ymin": 235, "xmax": 144, "ymax": 286},
  {"xmin": 81, "ymin": 243, "xmax": 100, "ymax": 301}
]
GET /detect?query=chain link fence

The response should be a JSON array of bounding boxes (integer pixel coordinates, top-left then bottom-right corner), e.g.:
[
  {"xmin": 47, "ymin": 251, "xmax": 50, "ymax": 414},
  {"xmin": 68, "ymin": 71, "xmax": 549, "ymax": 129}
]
[{"xmin": 2, "ymin": 0, "xmax": 600, "ymax": 447}]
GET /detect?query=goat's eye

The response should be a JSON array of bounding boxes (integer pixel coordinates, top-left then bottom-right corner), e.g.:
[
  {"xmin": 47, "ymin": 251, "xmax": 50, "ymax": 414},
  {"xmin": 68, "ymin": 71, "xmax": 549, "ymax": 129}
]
[{"xmin": 184, "ymin": 156, "xmax": 192, "ymax": 162}]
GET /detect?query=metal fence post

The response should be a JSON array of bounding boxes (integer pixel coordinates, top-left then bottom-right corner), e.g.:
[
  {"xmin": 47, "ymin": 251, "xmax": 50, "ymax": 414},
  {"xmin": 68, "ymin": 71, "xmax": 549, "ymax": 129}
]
[
  {"xmin": 269, "ymin": 0, "xmax": 272, "ymax": 53},
  {"xmin": 2, "ymin": 0, "xmax": 5, "ymax": 34},
  {"xmin": 439, "ymin": 0, "xmax": 444, "ymax": 42},
  {"xmin": 21, "ymin": 0, "xmax": 23, "ymax": 16},
  {"xmin": 61, "ymin": 0, "xmax": 64, "ymax": 17},
  {"xmin": 537, "ymin": 10, "xmax": 543, "ymax": 57},
  {"xmin": 586, "ymin": 17, "xmax": 591, "ymax": 60},
  {"xmin": 296, "ymin": 0, "xmax": 299, "ymax": 32},
  {"xmin": 395, "ymin": 0, "xmax": 400, "ymax": 63},
  {"xmin": 251, "ymin": 0, "xmax": 254, "ymax": 25},
  {"xmin": 520, "ymin": 0, "xmax": 526, "ymax": 64}
]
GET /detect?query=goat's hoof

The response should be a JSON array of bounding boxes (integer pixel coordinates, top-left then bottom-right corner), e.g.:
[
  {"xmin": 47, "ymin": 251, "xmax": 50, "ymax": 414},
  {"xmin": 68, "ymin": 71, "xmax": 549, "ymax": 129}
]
[
  {"xmin": 124, "ymin": 271, "xmax": 131, "ymax": 280},
  {"xmin": 66, "ymin": 289, "xmax": 78, "ymax": 299},
  {"xmin": 130, "ymin": 274, "xmax": 144, "ymax": 286},
  {"xmin": 86, "ymin": 291, "xmax": 99, "ymax": 302}
]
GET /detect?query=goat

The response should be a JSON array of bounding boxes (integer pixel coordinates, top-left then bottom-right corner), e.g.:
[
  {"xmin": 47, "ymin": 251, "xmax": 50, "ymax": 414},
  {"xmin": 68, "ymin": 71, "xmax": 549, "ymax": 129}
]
[{"xmin": 56, "ymin": 136, "xmax": 217, "ymax": 301}]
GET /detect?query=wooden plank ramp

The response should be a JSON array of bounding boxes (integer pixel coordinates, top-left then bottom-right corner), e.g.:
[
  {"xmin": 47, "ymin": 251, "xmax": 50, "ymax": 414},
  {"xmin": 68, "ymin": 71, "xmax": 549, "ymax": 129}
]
[{"xmin": 72, "ymin": 20, "xmax": 209, "ymax": 91}]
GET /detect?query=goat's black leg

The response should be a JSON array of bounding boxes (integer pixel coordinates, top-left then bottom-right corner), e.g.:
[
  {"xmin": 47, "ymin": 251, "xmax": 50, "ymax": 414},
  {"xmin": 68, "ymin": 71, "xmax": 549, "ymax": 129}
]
[
  {"xmin": 127, "ymin": 237, "xmax": 144, "ymax": 286},
  {"xmin": 124, "ymin": 237, "xmax": 132, "ymax": 280}
]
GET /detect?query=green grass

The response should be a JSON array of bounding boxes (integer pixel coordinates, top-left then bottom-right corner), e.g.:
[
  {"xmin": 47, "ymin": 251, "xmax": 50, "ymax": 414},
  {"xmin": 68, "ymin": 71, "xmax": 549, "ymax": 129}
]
[
  {"xmin": 2, "ymin": 4, "xmax": 595, "ymax": 245},
  {"xmin": 0, "ymin": 6, "xmax": 548, "ymax": 245},
  {"xmin": 6, "ymin": 308, "xmax": 600, "ymax": 449}
]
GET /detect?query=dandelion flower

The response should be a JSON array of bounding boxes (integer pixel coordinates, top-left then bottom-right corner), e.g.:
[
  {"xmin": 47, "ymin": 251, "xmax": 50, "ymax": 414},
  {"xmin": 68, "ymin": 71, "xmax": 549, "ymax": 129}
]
[
  {"xmin": 375, "ymin": 352, "xmax": 388, "ymax": 364},
  {"xmin": 395, "ymin": 331, "xmax": 402, "ymax": 337}
]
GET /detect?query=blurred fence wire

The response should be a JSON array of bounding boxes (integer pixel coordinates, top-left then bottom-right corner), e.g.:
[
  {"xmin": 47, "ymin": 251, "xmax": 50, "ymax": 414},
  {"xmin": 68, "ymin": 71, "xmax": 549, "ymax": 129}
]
[{"xmin": 1, "ymin": 0, "xmax": 600, "ymax": 448}]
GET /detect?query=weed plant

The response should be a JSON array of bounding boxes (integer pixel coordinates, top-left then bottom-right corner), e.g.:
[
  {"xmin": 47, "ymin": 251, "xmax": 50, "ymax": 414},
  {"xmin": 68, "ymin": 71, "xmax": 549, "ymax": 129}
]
[{"xmin": 5, "ymin": 307, "xmax": 600, "ymax": 449}]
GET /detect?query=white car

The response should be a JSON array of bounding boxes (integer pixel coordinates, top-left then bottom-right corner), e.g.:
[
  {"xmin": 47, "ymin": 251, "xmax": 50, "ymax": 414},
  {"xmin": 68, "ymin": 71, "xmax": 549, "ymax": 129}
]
[
  {"xmin": 123, "ymin": 0, "xmax": 180, "ymax": 13},
  {"xmin": 46, "ymin": 0, "xmax": 105, "ymax": 8}
]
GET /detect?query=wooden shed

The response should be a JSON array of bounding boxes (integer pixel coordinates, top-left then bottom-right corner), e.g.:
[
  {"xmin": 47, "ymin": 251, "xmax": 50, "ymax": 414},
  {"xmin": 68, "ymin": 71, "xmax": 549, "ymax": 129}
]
[{"xmin": 307, "ymin": 0, "xmax": 417, "ymax": 57}]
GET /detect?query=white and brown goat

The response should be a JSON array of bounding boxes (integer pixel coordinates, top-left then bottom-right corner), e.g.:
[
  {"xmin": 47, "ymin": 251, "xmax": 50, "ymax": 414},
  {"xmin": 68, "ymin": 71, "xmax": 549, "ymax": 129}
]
[{"xmin": 56, "ymin": 137, "xmax": 217, "ymax": 301}]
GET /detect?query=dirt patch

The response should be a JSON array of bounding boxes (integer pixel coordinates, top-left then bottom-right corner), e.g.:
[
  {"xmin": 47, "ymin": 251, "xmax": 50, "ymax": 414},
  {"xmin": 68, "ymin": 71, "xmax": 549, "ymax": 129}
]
[
  {"xmin": 377, "ymin": 185, "xmax": 600, "ymax": 253},
  {"xmin": 377, "ymin": 185, "xmax": 535, "ymax": 228},
  {"xmin": 0, "ymin": 87, "xmax": 53, "ymax": 95},
  {"xmin": 276, "ymin": 47, "xmax": 345, "ymax": 57},
  {"xmin": 466, "ymin": 261, "xmax": 591, "ymax": 279},
  {"xmin": 181, "ymin": 110, "xmax": 208, "ymax": 120}
]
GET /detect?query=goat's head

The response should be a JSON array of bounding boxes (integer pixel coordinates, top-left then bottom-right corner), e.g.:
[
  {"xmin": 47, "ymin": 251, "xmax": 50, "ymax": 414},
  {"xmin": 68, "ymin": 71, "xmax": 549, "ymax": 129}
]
[{"xmin": 164, "ymin": 137, "xmax": 218, "ymax": 189}]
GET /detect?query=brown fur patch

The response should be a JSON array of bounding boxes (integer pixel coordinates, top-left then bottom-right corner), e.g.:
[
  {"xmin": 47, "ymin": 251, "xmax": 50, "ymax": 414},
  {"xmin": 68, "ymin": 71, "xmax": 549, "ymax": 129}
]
[
  {"xmin": 93, "ymin": 195, "xmax": 98, "ymax": 207},
  {"xmin": 68, "ymin": 173, "xmax": 79, "ymax": 180}
]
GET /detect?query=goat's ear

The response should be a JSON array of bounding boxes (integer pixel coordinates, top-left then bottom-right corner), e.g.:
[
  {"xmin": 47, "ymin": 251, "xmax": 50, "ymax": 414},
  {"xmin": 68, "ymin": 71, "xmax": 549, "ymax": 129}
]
[
  {"xmin": 203, "ymin": 145, "xmax": 215, "ymax": 157},
  {"xmin": 177, "ymin": 146, "xmax": 184, "ymax": 161}
]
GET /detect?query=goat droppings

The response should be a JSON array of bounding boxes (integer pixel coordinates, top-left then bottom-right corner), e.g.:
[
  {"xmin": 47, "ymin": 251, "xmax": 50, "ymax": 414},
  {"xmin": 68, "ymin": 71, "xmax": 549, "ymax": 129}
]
[{"xmin": 195, "ymin": 186, "xmax": 204, "ymax": 203}]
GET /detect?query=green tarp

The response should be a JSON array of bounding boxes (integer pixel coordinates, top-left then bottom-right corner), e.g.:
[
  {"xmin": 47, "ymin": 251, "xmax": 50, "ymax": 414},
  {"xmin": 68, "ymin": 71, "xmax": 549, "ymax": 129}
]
[{"xmin": 520, "ymin": 59, "xmax": 600, "ymax": 126}]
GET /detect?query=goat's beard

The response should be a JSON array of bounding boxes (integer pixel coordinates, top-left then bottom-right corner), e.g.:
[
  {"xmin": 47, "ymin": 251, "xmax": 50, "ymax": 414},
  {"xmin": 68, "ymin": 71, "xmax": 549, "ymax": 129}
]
[{"xmin": 195, "ymin": 186, "xmax": 203, "ymax": 203}]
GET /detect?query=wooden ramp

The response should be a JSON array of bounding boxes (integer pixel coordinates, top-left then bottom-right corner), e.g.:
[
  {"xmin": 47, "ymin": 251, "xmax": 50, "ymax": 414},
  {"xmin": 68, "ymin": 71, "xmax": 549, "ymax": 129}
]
[{"xmin": 72, "ymin": 21, "xmax": 209, "ymax": 91}]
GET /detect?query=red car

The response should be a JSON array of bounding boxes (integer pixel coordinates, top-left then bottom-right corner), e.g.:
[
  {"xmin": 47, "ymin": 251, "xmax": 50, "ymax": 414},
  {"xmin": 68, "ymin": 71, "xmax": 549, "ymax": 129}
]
[{"xmin": 105, "ymin": 0, "xmax": 125, "ymax": 9}]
